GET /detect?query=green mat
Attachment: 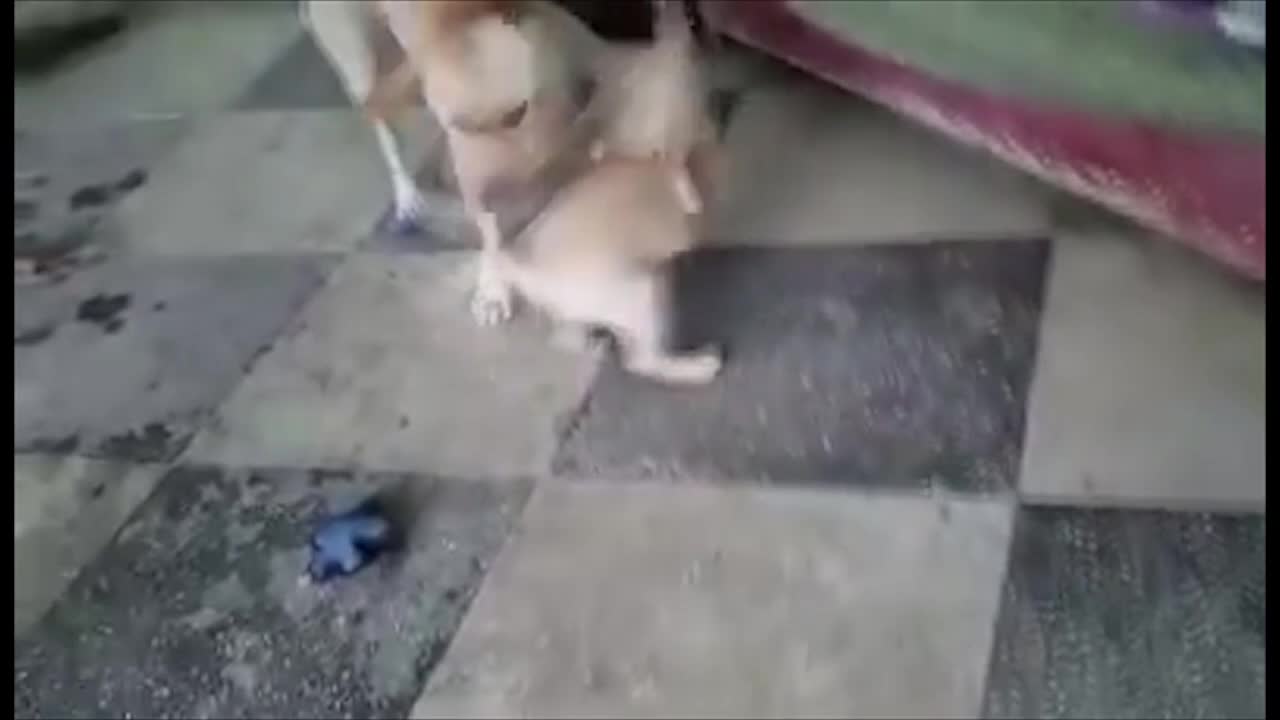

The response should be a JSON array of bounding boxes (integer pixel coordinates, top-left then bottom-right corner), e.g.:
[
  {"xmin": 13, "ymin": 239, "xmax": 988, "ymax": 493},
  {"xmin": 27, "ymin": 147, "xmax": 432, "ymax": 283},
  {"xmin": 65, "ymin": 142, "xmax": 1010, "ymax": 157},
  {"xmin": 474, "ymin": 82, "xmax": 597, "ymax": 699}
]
[{"xmin": 794, "ymin": 0, "xmax": 1265, "ymax": 138}]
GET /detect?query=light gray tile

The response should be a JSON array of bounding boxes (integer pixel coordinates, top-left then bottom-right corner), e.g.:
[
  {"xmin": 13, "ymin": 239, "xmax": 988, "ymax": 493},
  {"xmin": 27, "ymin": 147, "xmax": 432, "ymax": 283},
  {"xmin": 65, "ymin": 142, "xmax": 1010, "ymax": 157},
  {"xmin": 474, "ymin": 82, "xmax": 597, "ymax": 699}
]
[
  {"xmin": 15, "ymin": 118, "xmax": 190, "ymax": 277},
  {"xmin": 14, "ymin": 254, "xmax": 332, "ymax": 461},
  {"xmin": 14, "ymin": 455, "xmax": 166, "ymax": 638},
  {"xmin": 412, "ymin": 483, "xmax": 1013, "ymax": 719},
  {"xmin": 14, "ymin": 1, "xmax": 302, "ymax": 129},
  {"xmin": 1020, "ymin": 230, "xmax": 1266, "ymax": 510},
  {"xmin": 186, "ymin": 253, "xmax": 598, "ymax": 478},
  {"xmin": 707, "ymin": 81, "xmax": 1049, "ymax": 246},
  {"xmin": 102, "ymin": 111, "xmax": 439, "ymax": 256}
]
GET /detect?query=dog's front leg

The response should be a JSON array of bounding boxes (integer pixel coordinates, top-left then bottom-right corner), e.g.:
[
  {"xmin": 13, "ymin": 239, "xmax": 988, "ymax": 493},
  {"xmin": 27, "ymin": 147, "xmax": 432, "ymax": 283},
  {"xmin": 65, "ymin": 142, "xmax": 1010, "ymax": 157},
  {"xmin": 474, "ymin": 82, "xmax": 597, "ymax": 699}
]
[
  {"xmin": 469, "ymin": 206, "xmax": 515, "ymax": 326},
  {"xmin": 373, "ymin": 122, "xmax": 430, "ymax": 228}
]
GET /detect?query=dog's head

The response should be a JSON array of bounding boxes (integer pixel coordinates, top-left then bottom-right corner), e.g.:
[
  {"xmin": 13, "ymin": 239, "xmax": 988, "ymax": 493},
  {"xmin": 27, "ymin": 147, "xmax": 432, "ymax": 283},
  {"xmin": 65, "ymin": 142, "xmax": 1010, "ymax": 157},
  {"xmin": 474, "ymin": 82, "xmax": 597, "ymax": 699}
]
[{"xmin": 365, "ymin": 0, "xmax": 535, "ymax": 132}]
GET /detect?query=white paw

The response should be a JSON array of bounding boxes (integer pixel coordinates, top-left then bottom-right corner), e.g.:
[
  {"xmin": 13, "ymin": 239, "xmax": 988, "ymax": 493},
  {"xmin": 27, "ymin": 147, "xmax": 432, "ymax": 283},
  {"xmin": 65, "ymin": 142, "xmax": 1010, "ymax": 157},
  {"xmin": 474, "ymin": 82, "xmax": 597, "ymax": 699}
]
[
  {"xmin": 393, "ymin": 186, "xmax": 430, "ymax": 223},
  {"xmin": 681, "ymin": 346, "xmax": 724, "ymax": 384},
  {"xmin": 470, "ymin": 285, "xmax": 513, "ymax": 326}
]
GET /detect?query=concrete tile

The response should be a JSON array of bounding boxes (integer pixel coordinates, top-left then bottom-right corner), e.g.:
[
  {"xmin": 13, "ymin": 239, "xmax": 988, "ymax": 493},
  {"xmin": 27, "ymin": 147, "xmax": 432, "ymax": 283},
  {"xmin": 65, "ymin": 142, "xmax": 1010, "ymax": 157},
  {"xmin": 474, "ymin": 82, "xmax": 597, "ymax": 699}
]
[
  {"xmin": 707, "ymin": 80, "xmax": 1050, "ymax": 246},
  {"xmin": 235, "ymin": 33, "xmax": 351, "ymax": 111},
  {"xmin": 14, "ymin": 1, "xmax": 301, "ymax": 130},
  {"xmin": 14, "ymin": 456, "xmax": 167, "ymax": 638},
  {"xmin": 1019, "ymin": 230, "xmax": 1266, "ymax": 510},
  {"xmin": 14, "ymin": 255, "xmax": 333, "ymax": 461},
  {"xmin": 186, "ymin": 254, "xmax": 598, "ymax": 478},
  {"xmin": 14, "ymin": 466, "xmax": 529, "ymax": 719},
  {"xmin": 984, "ymin": 507, "xmax": 1265, "ymax": 719},
  {"xmin": 412, "ymin": 482, "xmax": 1013, "ymax": 719},
  {"xmin": 100, "ymin": 111, "xmax": 438, "ymax": 256},
  {"xmin": 556, "ymin": 243, "xmax": 1048, "ymax": 492}
]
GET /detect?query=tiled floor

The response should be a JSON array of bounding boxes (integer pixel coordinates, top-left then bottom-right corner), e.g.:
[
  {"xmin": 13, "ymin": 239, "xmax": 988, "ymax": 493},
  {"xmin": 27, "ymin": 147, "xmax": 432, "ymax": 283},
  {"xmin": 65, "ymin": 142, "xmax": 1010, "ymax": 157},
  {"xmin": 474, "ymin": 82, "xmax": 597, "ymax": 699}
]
[{"xmin": 13, "ymin": 4, "xmax": 1265, "ymax": 719}]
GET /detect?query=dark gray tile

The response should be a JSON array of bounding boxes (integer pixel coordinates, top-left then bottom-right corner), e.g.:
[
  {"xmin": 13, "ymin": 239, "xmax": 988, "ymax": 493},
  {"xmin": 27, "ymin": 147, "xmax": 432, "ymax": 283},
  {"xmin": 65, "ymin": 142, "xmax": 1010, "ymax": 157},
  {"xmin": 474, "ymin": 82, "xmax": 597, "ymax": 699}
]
[
  {"xmin": 555, "ymin": 242, "xmax": 1049, "ymax": 491},
  {"xmin": 235, "ymin": 26, "xmax": 431, "ymax": 112},
  {"xmin": 983, "ymin": 508, "xmax": 1265, "ymax": 719},
  {"xmin": 234, "ymin": 33, "xmax": 348, "ymax": 110},
  {"xmin": 13, "ymin": 466, "xmax": 531, "ymax": 720},
  {"xmin": 14, "ymin": 255, "xmax": 334, "ymax": 461}
]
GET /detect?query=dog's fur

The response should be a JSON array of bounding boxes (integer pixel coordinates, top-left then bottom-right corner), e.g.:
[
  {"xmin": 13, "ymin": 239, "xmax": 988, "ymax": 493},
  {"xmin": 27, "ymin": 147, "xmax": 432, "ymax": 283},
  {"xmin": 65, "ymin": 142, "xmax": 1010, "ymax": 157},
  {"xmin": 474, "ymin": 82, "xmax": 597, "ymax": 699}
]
[{"xmin": 493, "ymin": 1, "xmax": 725, "ymax": 385}]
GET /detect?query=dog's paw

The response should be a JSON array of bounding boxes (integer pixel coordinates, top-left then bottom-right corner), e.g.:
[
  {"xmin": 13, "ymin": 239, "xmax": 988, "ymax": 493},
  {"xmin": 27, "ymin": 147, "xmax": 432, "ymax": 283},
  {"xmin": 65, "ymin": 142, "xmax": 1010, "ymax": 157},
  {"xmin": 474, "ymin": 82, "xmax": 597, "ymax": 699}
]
[
  {"xmin": 390, "ymin": 187, "xmax": 430, "ymax": 235},
  {"xmin": 470, "ymin": 286, "xmax": 514, "ymax": 326}
]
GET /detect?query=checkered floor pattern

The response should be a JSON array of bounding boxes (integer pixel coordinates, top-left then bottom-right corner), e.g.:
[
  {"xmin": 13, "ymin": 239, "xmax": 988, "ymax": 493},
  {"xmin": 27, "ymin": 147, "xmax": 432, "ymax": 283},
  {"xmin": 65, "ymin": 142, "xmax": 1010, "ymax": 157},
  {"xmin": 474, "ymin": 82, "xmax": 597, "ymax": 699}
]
[{"xmin": 14, "ymin": 4, "xmax": 1265, "ymax": 718}]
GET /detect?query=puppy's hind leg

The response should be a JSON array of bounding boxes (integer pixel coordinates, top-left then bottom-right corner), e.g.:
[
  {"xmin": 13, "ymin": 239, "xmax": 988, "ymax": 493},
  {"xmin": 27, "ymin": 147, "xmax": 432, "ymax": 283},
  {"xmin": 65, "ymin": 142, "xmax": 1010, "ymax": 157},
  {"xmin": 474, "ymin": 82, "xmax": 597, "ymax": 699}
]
[
  {"xmin": 304, "ymin": 1, "xmax": 428, "ymax": 228},
  {"xmin": 611, "ymin": 273, "xmax": 721, "ymax": 385},
  {"xmin": 671, "ymin": 161, "xmax": 703, "ymax": 215}
]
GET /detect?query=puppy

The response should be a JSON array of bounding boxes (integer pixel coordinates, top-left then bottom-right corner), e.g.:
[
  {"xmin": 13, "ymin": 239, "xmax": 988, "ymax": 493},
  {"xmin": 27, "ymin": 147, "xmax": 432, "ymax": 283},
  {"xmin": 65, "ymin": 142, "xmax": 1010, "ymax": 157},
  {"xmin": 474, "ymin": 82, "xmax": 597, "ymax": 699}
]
[
  {"xmin": 365, "ymin": 1, "xmax": 607, "ymax": 326},
  {"xmin": 588, "ymin": 0, "xmax": 720, "ymax": 216},
  {"xmin": 492, "ymin": 1, "xmax": 724, "ymax": 386}
]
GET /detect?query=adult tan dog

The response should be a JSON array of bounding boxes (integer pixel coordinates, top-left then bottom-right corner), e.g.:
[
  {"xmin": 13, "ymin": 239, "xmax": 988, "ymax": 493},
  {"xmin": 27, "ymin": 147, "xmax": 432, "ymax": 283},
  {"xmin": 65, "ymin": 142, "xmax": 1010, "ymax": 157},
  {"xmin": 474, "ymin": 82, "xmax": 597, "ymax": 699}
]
[{"xmin": 305, "ymin": 0, "xmax": 603, "ymax": 325}]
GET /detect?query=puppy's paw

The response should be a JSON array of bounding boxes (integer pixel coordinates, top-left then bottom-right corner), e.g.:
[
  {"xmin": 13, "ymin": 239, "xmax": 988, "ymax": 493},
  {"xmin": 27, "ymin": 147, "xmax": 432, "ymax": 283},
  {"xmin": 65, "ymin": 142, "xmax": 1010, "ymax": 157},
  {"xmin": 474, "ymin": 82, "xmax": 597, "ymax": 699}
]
[
  {"xmin": 679, "ymin": 345, "xmax": 724, "ymax": 384},
  {"xmin": 470, "ymin": 285, "xmax": 514, "ymax": 326},
  {"xmin": 625, "ymin": 344, "xmax": 724, "ymax": 386}
]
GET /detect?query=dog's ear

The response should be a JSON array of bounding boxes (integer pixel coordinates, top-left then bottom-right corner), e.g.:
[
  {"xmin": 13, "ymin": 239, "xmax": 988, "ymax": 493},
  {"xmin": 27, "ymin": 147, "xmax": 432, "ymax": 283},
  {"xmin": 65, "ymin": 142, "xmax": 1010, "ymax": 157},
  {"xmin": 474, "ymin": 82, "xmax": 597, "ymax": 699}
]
[{"xmin": 363, "ymin": 58, "xmax": 421, "ymax": 123}]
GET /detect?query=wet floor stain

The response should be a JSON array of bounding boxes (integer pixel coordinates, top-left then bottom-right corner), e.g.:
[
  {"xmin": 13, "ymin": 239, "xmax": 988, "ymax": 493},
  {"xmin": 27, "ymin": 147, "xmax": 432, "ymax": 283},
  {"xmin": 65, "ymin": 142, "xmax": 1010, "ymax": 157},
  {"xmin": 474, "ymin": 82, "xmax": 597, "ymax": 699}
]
[
  {"xmin": 75, "ymin": 292, "xmax": 131, "ymax": 333},
  {"xmin": 14, "ymin": 323, "xmax": 57, "ymax": 347},
  {"xmin": 15, "ymin": 198, "xmax": 39, "ymax": 223},
  {"xmin": 95, "ymin": 422, "xmax": 183, "ymax": 463},
  {"xmin": 22, "ymin": 434, "xmax": 81, "ymax": 455},
  {"xmin": 115, "ymin": 168, "xmax": 147, "ymax": 193},
  {"xmin": 68, "ymin": 184, "xmax": 111, "ymax": 210}
]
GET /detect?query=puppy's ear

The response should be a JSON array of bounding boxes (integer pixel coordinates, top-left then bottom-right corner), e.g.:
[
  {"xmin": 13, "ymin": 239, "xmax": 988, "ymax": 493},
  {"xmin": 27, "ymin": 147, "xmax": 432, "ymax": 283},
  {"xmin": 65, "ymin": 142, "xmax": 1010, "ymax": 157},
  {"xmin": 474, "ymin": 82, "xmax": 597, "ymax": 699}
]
[{"xmin": 363, "ymin": 59, "xmax": 421, "ymax": 122}]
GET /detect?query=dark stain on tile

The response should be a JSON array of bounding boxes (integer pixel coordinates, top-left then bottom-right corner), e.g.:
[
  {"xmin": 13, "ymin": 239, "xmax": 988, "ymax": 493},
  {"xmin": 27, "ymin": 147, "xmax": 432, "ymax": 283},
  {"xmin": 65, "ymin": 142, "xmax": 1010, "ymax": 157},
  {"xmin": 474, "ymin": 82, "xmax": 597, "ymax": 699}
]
[
  {"xmin": 75, "ymin": 292, "xmax": 131, "ymax": 332},
  {"xmin": 16, "ymin": 172, "xmax": 50, "ymax": 190},
  {"xmin": 115, "ymin": 168, "xmax": 147, "ymax": 193},
  {"xmin": 13, "ymin": 466, "xmax": 530, "ymax": 720},
  {"xmin": 983, "ymin": 507, "xmax": 1265, "ymax": 719},
  {"xmin": 15, "ymin": 198, "xmax": 39, "ymax": 224},
  {"xmin": 555, "ymin": 242, "xmax": 1050, "ymax": 491},
  {"xmin": 69, "ymin": 184, "xmax": 112, "ymax": 210},
  {"xmin": 95, "ymin": 422, "xmax": 185, "ymax": 463},
  {"xmin": 15, "ymin": 324, "xmax": 57, "ymax": 347},
  {"xmin": 20, "ymin": 434, "xmax": 81, "ymax": 455}
]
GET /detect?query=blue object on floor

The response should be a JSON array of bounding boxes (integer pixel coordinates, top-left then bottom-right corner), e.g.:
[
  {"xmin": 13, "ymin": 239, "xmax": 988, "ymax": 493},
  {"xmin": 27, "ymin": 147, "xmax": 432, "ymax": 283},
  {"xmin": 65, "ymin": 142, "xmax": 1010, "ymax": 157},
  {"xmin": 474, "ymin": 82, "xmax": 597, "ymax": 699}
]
[{"xmin": 307, "ymin": 497, "xmax": 398, "ymax": 582}]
